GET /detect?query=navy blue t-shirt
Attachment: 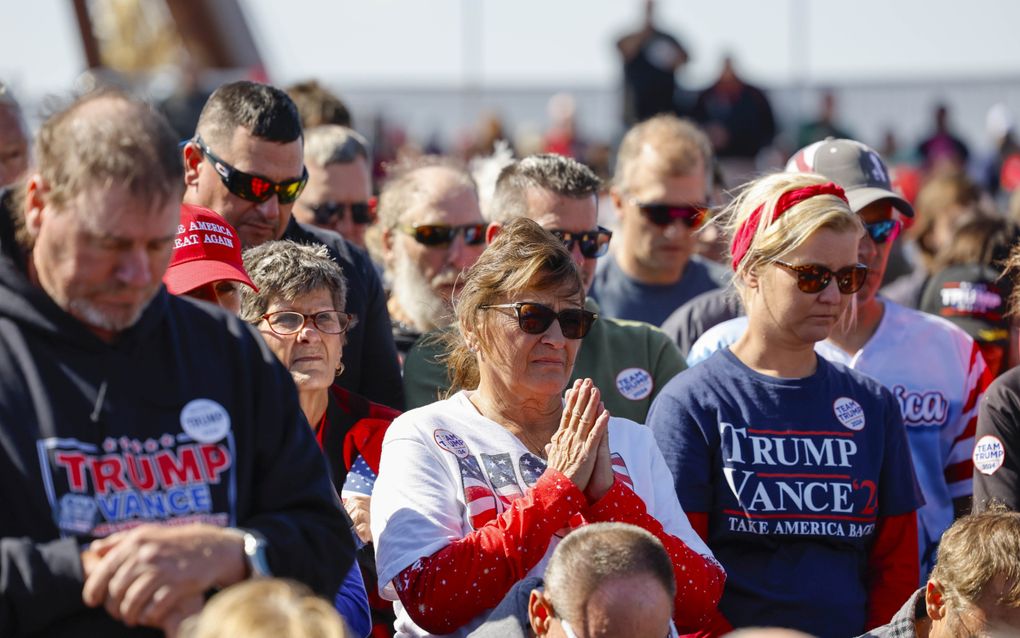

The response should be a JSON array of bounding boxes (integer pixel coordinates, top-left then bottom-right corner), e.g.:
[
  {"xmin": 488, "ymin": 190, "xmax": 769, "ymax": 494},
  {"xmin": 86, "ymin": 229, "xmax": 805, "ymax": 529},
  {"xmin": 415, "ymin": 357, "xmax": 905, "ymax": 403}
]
[
  {"xmin": 648, "ymin": 349, "xmax": 922, "ymax": 638},
  {"xmin": 590, "ymin": 254, "xmax": 727, "ymax": 326}
]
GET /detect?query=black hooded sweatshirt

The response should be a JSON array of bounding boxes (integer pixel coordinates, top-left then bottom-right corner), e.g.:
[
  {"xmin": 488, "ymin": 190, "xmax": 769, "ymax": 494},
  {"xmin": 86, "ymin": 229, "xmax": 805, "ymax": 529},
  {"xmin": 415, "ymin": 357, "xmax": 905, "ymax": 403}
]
[{"xmin": 0, "ymin": 256, "xmax": 353, "ymax": 636}]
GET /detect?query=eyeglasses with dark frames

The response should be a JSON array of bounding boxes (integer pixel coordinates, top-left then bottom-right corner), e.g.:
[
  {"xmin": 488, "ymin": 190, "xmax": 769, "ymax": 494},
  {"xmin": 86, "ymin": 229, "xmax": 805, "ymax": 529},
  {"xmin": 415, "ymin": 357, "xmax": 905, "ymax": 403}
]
[
  {"xmin": 549, "ymin": 227, "xmax": 613, "ymax": 258},
  {"xmin": 308, "ymin": 201, "xmax": 373, "ymax": 225},
  {"xmin": 260, "ymin": 310, "xmax": 356, "ymax": 336},
  {"xmin": 774, "ymin": 260, "xmax": 869, "ymax": 295},
  {"xmin": 194, "ymin": 136, "xmax": 308, "ymax": 204},
  {"xmin": 480, "ymin": 302, "xmax": 597, "ymax": 339}
]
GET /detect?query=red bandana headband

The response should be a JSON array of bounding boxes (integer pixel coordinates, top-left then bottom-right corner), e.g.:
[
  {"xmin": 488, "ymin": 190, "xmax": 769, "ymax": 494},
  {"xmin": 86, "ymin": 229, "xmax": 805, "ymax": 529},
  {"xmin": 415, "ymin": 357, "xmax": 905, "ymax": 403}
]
[{"xmin": 730, "ymin": 182, "xmax": 848, "ymax": 271}]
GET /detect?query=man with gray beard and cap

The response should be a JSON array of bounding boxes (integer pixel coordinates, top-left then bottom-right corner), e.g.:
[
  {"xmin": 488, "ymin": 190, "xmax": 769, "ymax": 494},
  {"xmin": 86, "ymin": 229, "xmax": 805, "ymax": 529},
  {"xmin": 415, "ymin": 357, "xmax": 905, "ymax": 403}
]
[{"xmin": 377, "ymin": 158, "xmax": 487, "ymax": 355}]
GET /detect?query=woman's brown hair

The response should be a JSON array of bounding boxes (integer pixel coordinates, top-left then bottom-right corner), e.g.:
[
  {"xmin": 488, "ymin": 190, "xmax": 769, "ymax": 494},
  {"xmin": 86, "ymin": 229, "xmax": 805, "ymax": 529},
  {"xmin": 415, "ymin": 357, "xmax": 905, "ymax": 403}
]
[{"xmin": 441, "ymin": 217, "xmax": 583, "ymax": 395}]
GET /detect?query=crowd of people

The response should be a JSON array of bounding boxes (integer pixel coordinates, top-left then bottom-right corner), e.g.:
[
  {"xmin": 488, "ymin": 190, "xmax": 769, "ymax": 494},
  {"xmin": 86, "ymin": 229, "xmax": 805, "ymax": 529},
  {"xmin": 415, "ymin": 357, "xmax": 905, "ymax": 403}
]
[{"xmin": 2, "ymin": 51, "xmax": 1020, "ymax": 638}]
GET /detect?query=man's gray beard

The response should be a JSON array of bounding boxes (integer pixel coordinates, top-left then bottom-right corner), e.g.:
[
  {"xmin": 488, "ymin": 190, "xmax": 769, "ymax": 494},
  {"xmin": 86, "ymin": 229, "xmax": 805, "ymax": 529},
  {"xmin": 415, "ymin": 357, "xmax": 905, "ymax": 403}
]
[
  {"xmin": 67, "ymin": 297, "xmax": 147, "ymax": 333},
  {"xmin": 392, "ymin": 251, "xmax": 455, "ymax": 334}
]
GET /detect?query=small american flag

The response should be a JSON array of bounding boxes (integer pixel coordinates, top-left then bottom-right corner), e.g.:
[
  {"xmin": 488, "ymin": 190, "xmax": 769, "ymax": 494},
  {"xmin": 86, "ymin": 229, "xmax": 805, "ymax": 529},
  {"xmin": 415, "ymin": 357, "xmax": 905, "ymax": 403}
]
[
  {"xmin": 482, "ymin": 453, "xmax": 524, "ymax": 509},
  {"xmin": 611, "ymin": 453, "xmax": 634, "ymax": 490},
  {"xmin": 341, "ymin": 455, "xmax": 376, "ymax": 499},
  {"xmin": 518, "ymin": 453, "xmax": 546, "ymax": 487},
  {"xmin": 459, "ymin": 455, "xmax": 498, "ymax": 529}
]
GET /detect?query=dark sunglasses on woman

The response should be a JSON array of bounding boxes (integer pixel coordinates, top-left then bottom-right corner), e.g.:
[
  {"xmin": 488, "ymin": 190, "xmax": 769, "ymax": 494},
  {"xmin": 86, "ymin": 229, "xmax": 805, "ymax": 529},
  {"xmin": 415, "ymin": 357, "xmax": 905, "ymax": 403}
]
[
  {"xmin": 309, "ymin": 201, "xmax": 373, "ymax": 225},
  {"xmin": 549, "ymin": 227, "xmax": 613, "ymax": 259},
  {"xmin": 864, "ymin": 219, "xmax": 901, "ymax": 244},
  {"xmin": 633, "ymin": 201, "xmax": 709, "ymax": 229},
  {"xmin": 401, "ymin": 223, "xmax": 487, "ymax": 247},
  {"xmin": 480, "ymin": 302, "xmax": 598, "ymax": 339},
  {"xmin": 194, "ymin": 136, "xmax": 308, "ymax": 204},
  {"xmin": 774, "ymin": 261, "xmax": 869, "ymax": 295}
]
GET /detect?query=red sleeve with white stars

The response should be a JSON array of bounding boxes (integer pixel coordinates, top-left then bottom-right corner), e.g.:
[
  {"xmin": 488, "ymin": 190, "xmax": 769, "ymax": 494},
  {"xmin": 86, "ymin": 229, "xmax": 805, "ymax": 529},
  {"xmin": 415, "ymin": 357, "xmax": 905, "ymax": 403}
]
[
  {"xmin": 393, "ymin": 468, "xmax": 585, "ymax": 635},
  {"xmin": 582, "ymin": 477, "xmax": 727, "ymax": 635}
]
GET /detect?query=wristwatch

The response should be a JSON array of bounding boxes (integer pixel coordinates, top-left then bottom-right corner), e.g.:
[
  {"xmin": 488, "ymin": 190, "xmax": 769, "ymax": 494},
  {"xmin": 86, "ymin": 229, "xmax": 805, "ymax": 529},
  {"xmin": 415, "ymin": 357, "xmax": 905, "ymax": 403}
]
[{"xmin": 239, "ymin": 529, "xmax": 272, "ymax": 578}]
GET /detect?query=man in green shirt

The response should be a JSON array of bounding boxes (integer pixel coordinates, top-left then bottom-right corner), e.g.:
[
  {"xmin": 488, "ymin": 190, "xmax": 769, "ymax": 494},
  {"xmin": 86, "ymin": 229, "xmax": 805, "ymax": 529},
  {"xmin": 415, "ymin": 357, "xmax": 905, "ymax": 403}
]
[{"xmin": 403, "ymin": 154, "xmax": 685, "ymax": 423}]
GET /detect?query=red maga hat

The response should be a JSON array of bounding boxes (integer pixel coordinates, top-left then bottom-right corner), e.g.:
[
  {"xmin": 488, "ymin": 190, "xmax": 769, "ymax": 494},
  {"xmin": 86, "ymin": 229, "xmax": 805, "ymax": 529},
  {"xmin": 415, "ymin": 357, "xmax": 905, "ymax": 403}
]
[{"xmin": 163, "ymin": 204, "xmax": 257, "ymax": 295}]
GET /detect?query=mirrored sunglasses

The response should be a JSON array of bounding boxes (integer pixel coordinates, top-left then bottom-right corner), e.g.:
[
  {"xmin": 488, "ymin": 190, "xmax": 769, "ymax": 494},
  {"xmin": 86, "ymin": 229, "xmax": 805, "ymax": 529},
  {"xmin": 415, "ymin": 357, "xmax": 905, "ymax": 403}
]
[
  {"xmin": 480, "ymin": 302, "xmax": 597, "ymax": 339},
  {"xmin": 195, "ymin": 137, "xmax": 308, "ymax": 204},
  {"xmin": 401, "ymin": 223, "xmax": 487, "ymax": 247},
  {"xmin": 550, "ymin": 227, "xmax": 613, "ymax": 258},
  {"xmin": 310, "ymin": 201, "xmax": 373, "ymax": 225},
  {"xmin": 774, "ymin": 260, "xmax": 869, "ymax": 294},
  {"xmin": 634, "ymin": 202, "xmax": 708, "ymax": 229},
  {"xmin": 864, "ymin": 219, "xmax": 901, "ymax": 244},
  {"xmin": 260, "ymin": 310, "xmax": 355, "ymax": 335}
]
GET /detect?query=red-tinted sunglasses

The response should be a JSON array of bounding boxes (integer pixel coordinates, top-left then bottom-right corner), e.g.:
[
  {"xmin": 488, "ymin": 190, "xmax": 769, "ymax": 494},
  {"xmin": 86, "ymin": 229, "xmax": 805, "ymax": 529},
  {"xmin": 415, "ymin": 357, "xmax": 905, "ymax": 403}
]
[
  {"xmin": 775, "ymin": 260, "xmax": 869, "ymax": 294},
  {"xmin": 633, "ymin": 201, "xmax": 709, "ymax": 229},
  {"xmin": 195, "ymin": 136, "xmax": 308, "ymax": 204}
]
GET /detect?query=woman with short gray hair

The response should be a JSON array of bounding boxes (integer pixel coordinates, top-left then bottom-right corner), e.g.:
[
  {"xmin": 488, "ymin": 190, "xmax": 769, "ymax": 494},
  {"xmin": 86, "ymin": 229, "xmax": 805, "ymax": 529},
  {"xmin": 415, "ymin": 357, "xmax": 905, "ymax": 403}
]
[
  {"xmin": 241, "ymin": 240, "xmax": 398, "ymax": 529},
  {"xmin": 241, "ymin": 240, "xmax": 401, "ymax": 635}
]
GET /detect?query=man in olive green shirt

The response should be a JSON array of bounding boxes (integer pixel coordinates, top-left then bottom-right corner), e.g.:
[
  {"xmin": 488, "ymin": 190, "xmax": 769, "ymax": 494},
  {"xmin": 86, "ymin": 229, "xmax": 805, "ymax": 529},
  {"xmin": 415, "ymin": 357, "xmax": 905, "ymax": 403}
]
[{"xmin": 402, "ymin": 154, "xmax": 685, "ymax": 423}]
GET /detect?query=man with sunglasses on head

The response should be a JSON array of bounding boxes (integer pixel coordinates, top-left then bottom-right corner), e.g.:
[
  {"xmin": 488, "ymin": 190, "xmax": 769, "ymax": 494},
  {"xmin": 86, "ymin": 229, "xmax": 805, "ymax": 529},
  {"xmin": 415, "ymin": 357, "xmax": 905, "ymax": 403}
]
[
  {"xmin": 294, "ymin": 125, "xmax": 374, "ymax": 250},
  {"xmin": 404, "ymin": 154, "xmax": 686, "ymax": 423},
  {"xmin": 590, "ymin": 114, "xmax": 728, "ymax": 328},
  {"xmin": 182, "ymin": 81, "xmax": 403, "ymax": 410},
  {"xmin": 377, "ymin": 158, "xmax": 487, "ymax": 354},
  {"xmin": 688, "ymin": 138, "xmax": 992, "ymax": 583}
]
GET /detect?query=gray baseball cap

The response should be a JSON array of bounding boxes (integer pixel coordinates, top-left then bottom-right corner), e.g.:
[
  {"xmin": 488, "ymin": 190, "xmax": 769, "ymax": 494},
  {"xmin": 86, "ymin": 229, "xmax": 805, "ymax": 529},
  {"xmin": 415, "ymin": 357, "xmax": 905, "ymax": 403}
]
[{"xmin": 785, "ymin": 138, "xmax": 914, "ymax": 217}]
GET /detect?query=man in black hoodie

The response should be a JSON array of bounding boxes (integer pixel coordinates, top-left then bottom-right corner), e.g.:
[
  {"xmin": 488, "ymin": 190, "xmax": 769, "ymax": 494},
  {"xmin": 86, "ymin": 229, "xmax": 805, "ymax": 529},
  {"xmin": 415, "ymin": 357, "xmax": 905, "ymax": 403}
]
[
  {"xmin": 0, "ymin": 91, "xmax": 352, "ymax": 636},
  {"xmin": 181, "ymin": 81, "xmax": 404, "ymax": 410}
]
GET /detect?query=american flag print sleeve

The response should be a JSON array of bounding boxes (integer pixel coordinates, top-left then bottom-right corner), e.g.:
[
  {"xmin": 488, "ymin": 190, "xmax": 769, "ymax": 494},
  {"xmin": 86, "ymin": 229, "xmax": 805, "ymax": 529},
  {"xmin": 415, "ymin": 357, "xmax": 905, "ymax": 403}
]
[{"xmin": 391, "ymin": 468, "xmax": 584, "ymax": 634}]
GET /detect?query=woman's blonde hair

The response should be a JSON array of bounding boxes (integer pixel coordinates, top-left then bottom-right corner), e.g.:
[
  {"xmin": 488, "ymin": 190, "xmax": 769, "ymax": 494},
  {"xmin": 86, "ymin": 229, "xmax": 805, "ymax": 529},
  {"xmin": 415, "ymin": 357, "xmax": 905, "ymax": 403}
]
[
  {"xmin": 179, "ymin": 579, "xmax": 350, "ymax": 638},
  {"xmin": 725, "ymin": 172, "xmax": 863, "ymax": 287},
  {"xmin": 441, "ymin": 217, "xmax": 583, "ymax": 395}
]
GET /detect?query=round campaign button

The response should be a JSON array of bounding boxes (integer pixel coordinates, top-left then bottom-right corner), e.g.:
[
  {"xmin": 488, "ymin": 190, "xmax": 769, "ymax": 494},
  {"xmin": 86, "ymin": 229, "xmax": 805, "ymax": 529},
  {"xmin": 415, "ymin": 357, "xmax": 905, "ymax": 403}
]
[
  {"xmin": 616, "ymin": 367, "xmax": 653, "ymax": 401},
  {"xmin": 833, "ymin": 397, "xmax": 866, "ymax": 431},
  {"xmin": 973, "ymin": 435, "xmax": 1006, "ymax": 475},
  {"xmin": 179, "ymin": 398, "xmax": 232, "ymax": 443},
  {"xmin": 434, "ymin": 429, "xmax": 471, "ymax": 458}
]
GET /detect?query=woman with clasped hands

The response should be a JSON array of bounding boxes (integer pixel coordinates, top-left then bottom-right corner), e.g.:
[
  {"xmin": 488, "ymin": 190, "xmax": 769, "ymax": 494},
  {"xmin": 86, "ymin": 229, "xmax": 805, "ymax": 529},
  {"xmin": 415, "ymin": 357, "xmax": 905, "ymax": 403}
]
[{"xmin": 371, "ymin": 218, "xmax": 724, "ymax": 637}]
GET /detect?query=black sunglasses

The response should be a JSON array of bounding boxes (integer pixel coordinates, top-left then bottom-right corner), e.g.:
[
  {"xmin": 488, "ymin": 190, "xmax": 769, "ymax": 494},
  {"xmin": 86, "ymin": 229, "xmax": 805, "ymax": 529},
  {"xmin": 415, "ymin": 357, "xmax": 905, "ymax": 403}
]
[
  {"xmin": 194, "ymin": 136, "xmax": 308, "ymax": 204},
  {"xmin": 549, "ymin": 227, "xmax": 612, "ymax": 258},
  {"xmin": 864, "ymin": 219, "xmax": 901, "ymax": 244},
  {"xmin": 401, "ymin": 223, "xmax": 487, "ymax": 247},
  {"xmin": 774, "ymin": 260, "xmax": 869, "ymax": 294},
  {"xmin": 480, "ymin": 302, "xmax": 597, "ymax": 339},
  {"xmin": 633, "ymin": 201, "xmax": 708, "ymax": 229},
  {"xmin": 309, "ymin": 202, "xmax": 373, "ymax": 225}
]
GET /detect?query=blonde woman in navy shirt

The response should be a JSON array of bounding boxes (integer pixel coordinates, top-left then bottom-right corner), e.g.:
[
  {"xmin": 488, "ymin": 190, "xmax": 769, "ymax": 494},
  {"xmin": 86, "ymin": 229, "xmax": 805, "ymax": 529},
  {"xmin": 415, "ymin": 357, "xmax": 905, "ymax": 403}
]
[{"xmin": 648, "ymin": 172, "xmax": 922, "ymax": 637}]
